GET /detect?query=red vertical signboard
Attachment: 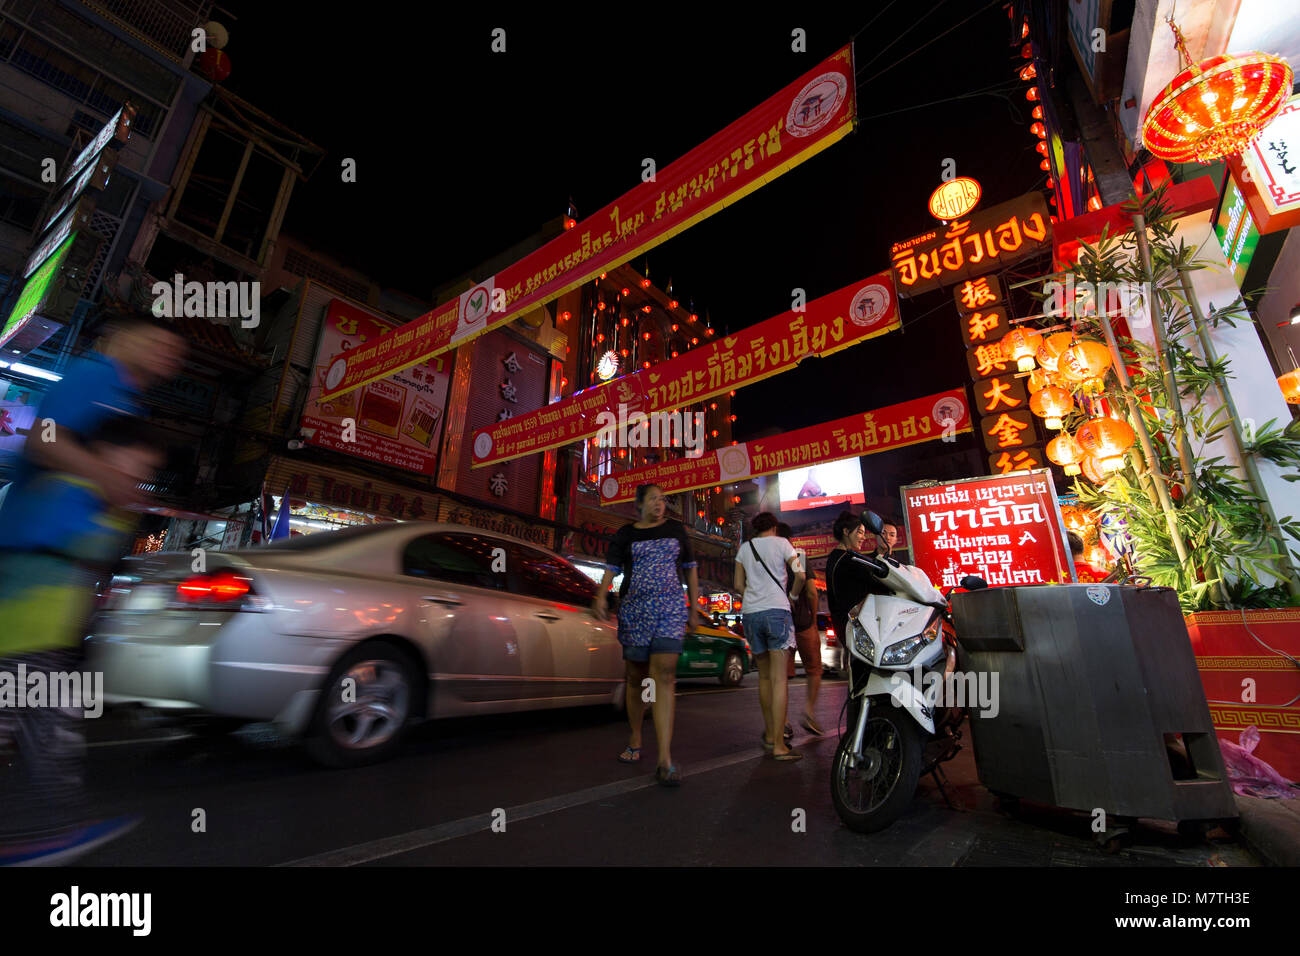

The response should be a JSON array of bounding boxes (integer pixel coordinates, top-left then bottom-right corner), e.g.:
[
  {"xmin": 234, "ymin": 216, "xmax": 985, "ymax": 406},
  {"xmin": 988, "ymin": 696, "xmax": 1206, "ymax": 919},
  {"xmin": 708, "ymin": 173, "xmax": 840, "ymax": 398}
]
[{"xmin": 901, "ymin": 471, "xmax": 1075, "ymax": 590}]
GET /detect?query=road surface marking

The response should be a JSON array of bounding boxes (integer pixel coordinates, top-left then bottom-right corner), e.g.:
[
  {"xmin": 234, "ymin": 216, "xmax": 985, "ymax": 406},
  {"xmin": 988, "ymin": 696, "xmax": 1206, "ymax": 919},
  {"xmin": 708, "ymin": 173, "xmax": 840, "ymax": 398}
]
[{"xmin": 278, "ymin": 747, "xmax": 768, "ymax": 867}]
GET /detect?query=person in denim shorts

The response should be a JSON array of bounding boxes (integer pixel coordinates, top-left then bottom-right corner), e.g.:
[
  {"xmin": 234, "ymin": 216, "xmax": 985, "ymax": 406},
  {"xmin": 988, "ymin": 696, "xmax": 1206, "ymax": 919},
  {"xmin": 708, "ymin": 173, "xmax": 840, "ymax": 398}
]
[{"xmin": 735, "ymin": 512, "xmax": 804, "ymax": 761}]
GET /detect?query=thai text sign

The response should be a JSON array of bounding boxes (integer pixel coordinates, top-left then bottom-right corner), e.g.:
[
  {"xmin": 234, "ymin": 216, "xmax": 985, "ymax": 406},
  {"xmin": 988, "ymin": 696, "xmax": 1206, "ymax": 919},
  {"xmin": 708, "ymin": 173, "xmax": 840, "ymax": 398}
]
[
  {"xmin": 792, "ymin": 533, "xmax": 838, "ymax": 559},
  {"xmin": 322, "ymin": 45, "xmax": 858, "ymax": 400},
  {"xmin": 471, "ymin": 272, "xmax": 898, "ymax": 467},
  {"xmin": 890, "ymin": 193, "xmax": 1051, "ymax": 298},
  {"xmin": 301, "ymin": 298, "xmax": 451, "ymax": 476},
  {"xmin": 901, "ymin": 470, "xmax": 1074, "ymax": 589},
  {"xmin": 600, "ymin": 389, "xmax": 970, "ymax": 504}
]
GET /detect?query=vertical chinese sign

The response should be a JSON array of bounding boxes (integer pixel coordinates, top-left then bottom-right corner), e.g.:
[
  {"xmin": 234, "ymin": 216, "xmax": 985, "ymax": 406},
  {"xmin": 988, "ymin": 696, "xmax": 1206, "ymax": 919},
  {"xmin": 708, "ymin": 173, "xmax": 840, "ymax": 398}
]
[
  {"xmin": 901, "ymin": 470, "xmax": 1075, "ymax": 590},
  {"xmin": 891, "ymin": 191, "xmax": 1052, "ymax": 477}
]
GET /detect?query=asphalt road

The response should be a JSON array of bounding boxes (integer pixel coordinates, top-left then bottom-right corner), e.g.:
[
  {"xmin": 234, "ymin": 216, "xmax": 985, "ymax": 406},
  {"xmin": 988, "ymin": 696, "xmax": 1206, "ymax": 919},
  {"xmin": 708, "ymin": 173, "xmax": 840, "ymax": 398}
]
[{"xmin": 71, "ymin": 675, "xmax": 1256, "ymax": 867}]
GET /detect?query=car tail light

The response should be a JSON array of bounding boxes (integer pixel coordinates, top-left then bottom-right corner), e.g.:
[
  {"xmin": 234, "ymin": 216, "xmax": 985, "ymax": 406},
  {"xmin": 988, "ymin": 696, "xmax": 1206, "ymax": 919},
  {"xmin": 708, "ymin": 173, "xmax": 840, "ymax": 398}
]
[
  {"xmin": 177, "ymin": 570, "xmax": 251, "ymax": 603},
  {"xmin": 826, "ymin": 628, "xmax": 837, "ymax": 646}
]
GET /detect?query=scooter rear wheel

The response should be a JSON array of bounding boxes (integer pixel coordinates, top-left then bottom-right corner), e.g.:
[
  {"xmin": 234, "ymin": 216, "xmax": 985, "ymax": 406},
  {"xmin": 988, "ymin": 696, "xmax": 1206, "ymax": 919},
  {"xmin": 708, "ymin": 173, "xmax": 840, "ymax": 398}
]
[{"xmin": 830, "ymin": 709, "xmax": 924, "ymax": 833}]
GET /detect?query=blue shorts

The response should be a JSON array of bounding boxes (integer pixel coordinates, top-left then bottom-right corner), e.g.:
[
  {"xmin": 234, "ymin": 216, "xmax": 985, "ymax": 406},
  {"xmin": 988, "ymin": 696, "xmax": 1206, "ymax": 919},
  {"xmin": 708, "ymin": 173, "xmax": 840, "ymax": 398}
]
[
  {"xmin": 622, "ymin": 636, "xmax": 684, "ymax": 662},
  {"xmin": 743, "ymin": 608, "xmax": 796, "ymax": 654}
]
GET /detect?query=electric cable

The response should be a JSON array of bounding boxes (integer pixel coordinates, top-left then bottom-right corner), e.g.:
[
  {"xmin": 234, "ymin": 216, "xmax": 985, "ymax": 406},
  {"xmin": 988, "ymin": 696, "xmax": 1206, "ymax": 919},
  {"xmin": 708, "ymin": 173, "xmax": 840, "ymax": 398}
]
[
  {"xmin": 858, "ymin": 0, "xmax": 1007, "ymax": 88},
  {"xmin": 855, "ymin": 0, "xmax": 954, "ymax": 77}
]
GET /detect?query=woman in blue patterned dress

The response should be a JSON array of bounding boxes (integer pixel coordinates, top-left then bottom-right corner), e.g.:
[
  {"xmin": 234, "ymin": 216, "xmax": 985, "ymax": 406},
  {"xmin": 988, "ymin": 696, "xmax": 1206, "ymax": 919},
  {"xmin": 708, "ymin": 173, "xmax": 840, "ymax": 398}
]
[{"xmin": 592, "ymin": 483, "xmax": 702, "ymax": 786}]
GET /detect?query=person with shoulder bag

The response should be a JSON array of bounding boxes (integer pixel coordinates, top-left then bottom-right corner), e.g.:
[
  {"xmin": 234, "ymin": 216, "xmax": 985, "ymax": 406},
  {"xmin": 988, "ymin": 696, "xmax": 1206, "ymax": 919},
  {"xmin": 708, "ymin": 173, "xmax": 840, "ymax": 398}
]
[{"xmin": 735, "ymin": 513, "xmax": 804, "ymax": 760}]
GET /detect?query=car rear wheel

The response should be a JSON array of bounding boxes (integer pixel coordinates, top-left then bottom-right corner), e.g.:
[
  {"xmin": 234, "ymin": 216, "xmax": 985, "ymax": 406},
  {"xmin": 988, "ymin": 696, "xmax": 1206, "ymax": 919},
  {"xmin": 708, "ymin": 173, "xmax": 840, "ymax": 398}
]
[
  {"xmin": 306, "ymin": 643, "xmax": 414, "ymax": 768},
  {"xmin": 720, "ymin": 651, "xmax": 746, "ymax": 687}
]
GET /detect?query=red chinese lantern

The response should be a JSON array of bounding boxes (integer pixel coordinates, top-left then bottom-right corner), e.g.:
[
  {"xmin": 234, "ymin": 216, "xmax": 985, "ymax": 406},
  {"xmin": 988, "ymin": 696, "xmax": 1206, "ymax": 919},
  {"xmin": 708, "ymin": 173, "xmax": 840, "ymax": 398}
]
[
  {"xmin": 1026, "ymin": 87, "xmax": 1040, "ymax": 102},
  {"xmin": 197, "ymin": 48, "xmax": 231, "ymax": 82},
  {"xmin": 1047, "ymin": 432, "xmax": 1085, "ymax": 476},
  {"xmin": 669, "ymin": 299, "xmax": 678, "ymax": 309},
  {"xmin": 1040, "ymin": 159, "xmax": 1050, "ymax": 171},
  {"xmin": 640, "ymin": 278, "xmax": 651, "ymax": 288},
  {"xmin": 1279, "ymin": 369, "xmax": 1300, "ymax": 404},
  {"xmin": 1075, "ymin": 416, "xmax": 1135, "ymax": 472},
  {"xmin": 1029, "ymin": 385, "xmax": 1074, "ymax": 429},
  {"xmin": 1026, "ymin": 367, "xmax": 1056, "ymax": 394},
  {"xmin": 1058, "ymin": 339, "xmax": 1111, "ymax": 383},
  {"xmin": 1030, "ymin": 121, "xmax": 1046, "ymax": 138},
  {"xmin": 1032, "ymin": 105, "xmax": 1043, "ymax": 120},
  {"xmin": 564, "ymin": 217, "xmax": 577, "ymax": 230},
  {"xmin": 1001, "ymin": 327, "xmax": 1044, "ymax": 371},
  {"xmin": 621, "ymin": 288, "xmax": 630, "ymax": 297},
  {"xmin": 1141, "ymin": 20, "xmax": 1293, "ymax": 164},
  {"xmin": 1020, "ymin": 64, "xmax": 1037, "ymax": 81},
  {"xmin": 1036, "ymin": 141, "xmax": 1049, "ymax": 156},
  {"xmin": 1037, "ymin": 331, "xmax": 1074, "ymax": 369},
  {"xmin": 1079, "ymin": 454, "xmax": 1108, "ymax": 484}
]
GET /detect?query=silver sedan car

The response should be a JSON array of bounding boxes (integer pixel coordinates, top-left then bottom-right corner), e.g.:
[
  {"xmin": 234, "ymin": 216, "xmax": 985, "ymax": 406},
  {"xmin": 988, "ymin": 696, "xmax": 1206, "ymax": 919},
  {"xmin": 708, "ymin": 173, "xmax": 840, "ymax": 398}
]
[{"xmin": 88, "ymin": 523, "xmax": 625, "ymax": 766}]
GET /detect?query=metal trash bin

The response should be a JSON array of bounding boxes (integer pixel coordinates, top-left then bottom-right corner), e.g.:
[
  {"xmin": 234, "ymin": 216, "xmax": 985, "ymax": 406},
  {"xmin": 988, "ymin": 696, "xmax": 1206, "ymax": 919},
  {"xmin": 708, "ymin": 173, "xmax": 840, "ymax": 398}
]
[{"xmin": 950, "ymin": 583, "xmax": 1237, "ymax": 827}]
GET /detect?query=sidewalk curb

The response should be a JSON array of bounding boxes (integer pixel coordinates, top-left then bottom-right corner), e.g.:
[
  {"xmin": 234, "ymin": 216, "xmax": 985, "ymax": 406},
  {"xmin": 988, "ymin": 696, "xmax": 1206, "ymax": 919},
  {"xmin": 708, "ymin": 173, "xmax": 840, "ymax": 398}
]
[{"xmin": 1233, "ymin": 794, "xmax": 1300, "ymax": 867}]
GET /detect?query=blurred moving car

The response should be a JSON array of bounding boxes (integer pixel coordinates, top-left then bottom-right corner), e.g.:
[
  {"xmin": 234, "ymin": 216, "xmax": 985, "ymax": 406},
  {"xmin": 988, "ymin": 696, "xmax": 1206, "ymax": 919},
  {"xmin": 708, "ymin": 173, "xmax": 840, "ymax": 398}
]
[
  {"xmin": 678, "ymin": 623, "xmax": 753, "ymax": 686},
  {"xmin": 818, "ymin": 612, "xmax": 847, "ymax": 676},
  {"xmin": 87, "ymin": 523, "xmax": 626, "ymax": 766}
]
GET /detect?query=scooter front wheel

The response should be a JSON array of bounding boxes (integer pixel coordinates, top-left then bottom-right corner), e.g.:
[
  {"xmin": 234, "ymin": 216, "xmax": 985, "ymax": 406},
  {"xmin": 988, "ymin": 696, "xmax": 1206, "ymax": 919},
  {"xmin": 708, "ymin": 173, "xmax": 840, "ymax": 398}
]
[{"xmin": 830, "ymin": 709, "xmax": 924, "ymax": 833}]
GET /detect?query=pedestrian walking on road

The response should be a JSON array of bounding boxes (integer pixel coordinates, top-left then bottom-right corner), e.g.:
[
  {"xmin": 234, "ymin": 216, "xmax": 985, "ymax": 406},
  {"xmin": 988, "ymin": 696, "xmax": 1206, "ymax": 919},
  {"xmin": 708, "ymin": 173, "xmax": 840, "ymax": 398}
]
[
  {"xmin": 736, "ymin": 513, "xmax": 804, "ymax": 760},
  {"xmin": 593, "ymin": 483, "xmax": 702, "ymax": 786},
  {"xmin": 0, "ymin": 315, "xmax": 184, "ymax": 865}
]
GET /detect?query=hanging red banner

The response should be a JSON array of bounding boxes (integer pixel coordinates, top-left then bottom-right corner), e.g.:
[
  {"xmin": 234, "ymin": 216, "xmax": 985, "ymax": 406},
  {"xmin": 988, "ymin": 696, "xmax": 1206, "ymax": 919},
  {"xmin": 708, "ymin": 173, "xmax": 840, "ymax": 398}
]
[
  {"xmin": 470, "ymin": 271, "xmax": 898, "ymax": 468},
  {"xmin": 599, "ymin": 389, "xmax": 971, "ymax": 504},
  {"xmin": 901, "ymin": 470, "xmax": 1075, "ymax": 590},
  {"xmin": 320, "ymin": 45, "xmax": 858, "ymax": 401}
]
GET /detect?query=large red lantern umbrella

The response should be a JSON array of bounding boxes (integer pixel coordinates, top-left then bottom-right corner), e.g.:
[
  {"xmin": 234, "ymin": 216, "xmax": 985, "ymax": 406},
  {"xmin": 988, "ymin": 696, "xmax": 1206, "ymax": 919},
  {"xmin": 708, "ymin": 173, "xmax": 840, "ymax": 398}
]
[{"xmin": 1141, "ymin": 19, "xmax": 1292, "ymax": 165}]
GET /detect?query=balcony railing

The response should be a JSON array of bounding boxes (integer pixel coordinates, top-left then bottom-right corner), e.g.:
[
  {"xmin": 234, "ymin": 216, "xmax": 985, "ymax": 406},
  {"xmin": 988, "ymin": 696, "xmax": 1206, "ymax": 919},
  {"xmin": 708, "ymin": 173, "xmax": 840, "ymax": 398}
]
[{"xmin": 79, "ymin": 0, "xmax": 212, "ymax": 61}]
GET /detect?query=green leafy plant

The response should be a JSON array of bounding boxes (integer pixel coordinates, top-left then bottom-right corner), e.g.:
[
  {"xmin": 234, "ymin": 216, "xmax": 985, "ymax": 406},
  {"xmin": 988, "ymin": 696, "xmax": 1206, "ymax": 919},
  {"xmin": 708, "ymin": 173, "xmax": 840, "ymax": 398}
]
[{"xmin": 1053, "ymin": 183, "xmax": 1300, "ymax": 612}]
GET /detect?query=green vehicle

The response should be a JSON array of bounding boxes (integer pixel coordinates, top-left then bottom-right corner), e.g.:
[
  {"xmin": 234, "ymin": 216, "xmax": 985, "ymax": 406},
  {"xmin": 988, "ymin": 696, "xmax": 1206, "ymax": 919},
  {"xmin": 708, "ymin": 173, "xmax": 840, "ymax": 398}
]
[{"xmin": 676, "ymin": 624, "xmax": 754, "ymax": 687}]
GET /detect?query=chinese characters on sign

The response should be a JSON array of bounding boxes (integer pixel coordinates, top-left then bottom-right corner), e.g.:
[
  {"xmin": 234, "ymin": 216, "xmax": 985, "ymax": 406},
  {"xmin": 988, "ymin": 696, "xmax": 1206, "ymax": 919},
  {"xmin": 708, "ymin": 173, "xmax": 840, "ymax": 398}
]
[
  {"xmin": 901, "ymin": 471, "xmax": 1074, "ymax": 589},
  {"xmin": 889, "ymin": 193, "xmax": 1051, "ymax": 298},
  {"xmin": 953, "ymin": 275, "xmax": 1004, "ymax": 311}
]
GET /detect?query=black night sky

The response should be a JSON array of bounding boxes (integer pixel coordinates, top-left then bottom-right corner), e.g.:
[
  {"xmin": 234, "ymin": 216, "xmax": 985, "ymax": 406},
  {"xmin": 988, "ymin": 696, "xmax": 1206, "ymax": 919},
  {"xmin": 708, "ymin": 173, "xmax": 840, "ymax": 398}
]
[{"xmin": 220, "ymin": 2, "xmax": 1049, "ymax": 516}]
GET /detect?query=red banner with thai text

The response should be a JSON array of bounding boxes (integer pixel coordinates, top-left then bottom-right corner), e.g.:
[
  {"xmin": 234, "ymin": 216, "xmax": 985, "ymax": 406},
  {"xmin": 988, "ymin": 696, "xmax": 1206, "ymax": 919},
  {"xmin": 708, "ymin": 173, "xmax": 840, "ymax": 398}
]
[
  {"xmin": 321, "ymin": 45, "xmax": 857, "ymax": 401},
  {"xmin": 600, "ymin": 389, "xmax": 971, "ymax": 504},
  {"xmin": 470, "ymin": 272, "xmax": 898, "ymax": 467},
  {"xmin": 901, "ymin": 470, "xmax": 1075, "ymax": 590}
]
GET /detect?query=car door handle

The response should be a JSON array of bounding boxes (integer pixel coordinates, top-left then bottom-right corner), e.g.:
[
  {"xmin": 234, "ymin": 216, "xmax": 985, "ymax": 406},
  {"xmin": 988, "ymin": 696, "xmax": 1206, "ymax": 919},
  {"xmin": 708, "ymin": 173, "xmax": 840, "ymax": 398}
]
[
  {"xmin": 423, "ymin": 596, "xmax": 463, "ymax": 607},
  {"xmin": 535, "ymin": 612, "xmax": 560, "ymax": 622}
]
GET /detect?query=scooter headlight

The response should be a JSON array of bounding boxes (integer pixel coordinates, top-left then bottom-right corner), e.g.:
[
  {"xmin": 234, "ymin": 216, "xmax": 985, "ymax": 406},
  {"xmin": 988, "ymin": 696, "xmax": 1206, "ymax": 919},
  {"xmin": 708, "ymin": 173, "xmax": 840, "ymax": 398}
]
[
  {"xmin": 880, "ymin": 612, "xmax": 943, "ymax": 666},
  {"xmin": 849, "ymin": 618, "xmax": 875, "ymax": 662}
]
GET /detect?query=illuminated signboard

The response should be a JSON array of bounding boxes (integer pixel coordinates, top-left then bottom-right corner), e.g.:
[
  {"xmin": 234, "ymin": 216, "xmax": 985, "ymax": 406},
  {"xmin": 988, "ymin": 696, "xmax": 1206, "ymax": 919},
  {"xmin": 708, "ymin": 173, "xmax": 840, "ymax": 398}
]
[
  {"xmin": 708, "ymin": 592, "xmax": 733, "ymax": 614},
  {"xmin": 928, "ymin": 177, "xmax": 982, "ymax": 220},
  {"xmin": 1227, "ymin": 93, "xmax": 1300, "ymax": 234},
  {"xmin": 1213, "ymin": 173, "xmax": 1260, "ymax": 288},
  {"xmin": 901, "ymin": 470, "xmax": 1075, "ymax": 589},
  {"xmin": 890, "ymin": 192, "xmax": 1051, "ymax": 298},
  {"xmin": 0, "ymin": 233, "xmax": 75, "ymax": 350},
  {"xmin": 41, "ymin": 150, "xmax": 118, "ymax": 240},
  {"xmin": 61, "ymin": 105, "xmax": 133, "ymax": 189},
  {"xmin": 23, "ymin": 198, "xmax": 94, "ymax": 280}
]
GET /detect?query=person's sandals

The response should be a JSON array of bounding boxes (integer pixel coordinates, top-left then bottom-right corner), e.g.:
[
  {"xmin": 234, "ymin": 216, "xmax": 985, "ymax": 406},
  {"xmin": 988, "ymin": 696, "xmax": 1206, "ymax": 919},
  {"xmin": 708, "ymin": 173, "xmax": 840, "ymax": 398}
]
[
  {"xmin": 772, "ymin": 748, "xmax": 804, "ymax": 762},
  {"xmin": 655, "ymin": 764, "xmax": 681, "ymax": 786},
  {"xmin": 802, "ymin": 715, "xmax": 824, "ymax": 736},
  {"xmin": 760, "ymin": 732, "xmax": 774, "ymax": 752},
  {"xmin": 618, "ymin": 746, "xmax": 641, "ymax": 763}
]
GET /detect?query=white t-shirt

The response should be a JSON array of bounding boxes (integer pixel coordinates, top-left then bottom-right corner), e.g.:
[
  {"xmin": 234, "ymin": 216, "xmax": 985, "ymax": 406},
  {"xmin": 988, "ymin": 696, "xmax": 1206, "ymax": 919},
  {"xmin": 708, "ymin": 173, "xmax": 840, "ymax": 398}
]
[{"xmin": 738, "ymin": 535, "xmax": 800, "ymax": 614}]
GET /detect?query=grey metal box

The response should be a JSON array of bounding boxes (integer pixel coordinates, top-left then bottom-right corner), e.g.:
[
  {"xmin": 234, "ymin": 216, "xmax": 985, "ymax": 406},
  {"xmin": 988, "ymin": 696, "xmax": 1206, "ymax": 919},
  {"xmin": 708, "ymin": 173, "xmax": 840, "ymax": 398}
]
[{"xmin": 951, "ymin": 584, "xmax": 1237, "ymax": 823}]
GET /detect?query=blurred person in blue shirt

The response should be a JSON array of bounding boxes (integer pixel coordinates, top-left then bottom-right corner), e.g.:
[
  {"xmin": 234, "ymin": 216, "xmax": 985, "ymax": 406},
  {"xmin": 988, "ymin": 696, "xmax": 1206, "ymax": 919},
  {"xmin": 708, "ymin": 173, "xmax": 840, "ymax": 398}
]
[{"xmin": 0, "ymin": 314, "xmax": 183, "ymax": 865}]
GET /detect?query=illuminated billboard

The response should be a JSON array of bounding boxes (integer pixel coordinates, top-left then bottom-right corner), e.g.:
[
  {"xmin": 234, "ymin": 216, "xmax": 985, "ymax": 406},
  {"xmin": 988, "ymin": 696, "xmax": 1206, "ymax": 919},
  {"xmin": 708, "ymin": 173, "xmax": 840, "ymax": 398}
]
[{"xmin": 777, "ymin": 457, "xmax": 865, "ymax": 512}]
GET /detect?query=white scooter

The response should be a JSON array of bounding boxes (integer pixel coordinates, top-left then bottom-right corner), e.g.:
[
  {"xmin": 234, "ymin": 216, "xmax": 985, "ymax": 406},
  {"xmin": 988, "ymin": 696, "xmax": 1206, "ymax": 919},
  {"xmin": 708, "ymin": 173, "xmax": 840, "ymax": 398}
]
[{"xmin": 830, "ymin": 512, "xmax": 986, "ymax": 833}]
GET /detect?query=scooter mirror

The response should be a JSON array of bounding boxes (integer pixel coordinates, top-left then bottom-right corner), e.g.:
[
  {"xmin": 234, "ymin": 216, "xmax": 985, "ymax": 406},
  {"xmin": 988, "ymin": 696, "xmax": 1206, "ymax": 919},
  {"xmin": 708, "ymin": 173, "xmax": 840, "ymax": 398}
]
[
  {"xmin": 959, "ymin": 575, "xmax": 988, "ymax": 591},
  {"xmin": 862, "ymin": 510, "xmax": 884, "ymax": 536}
]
